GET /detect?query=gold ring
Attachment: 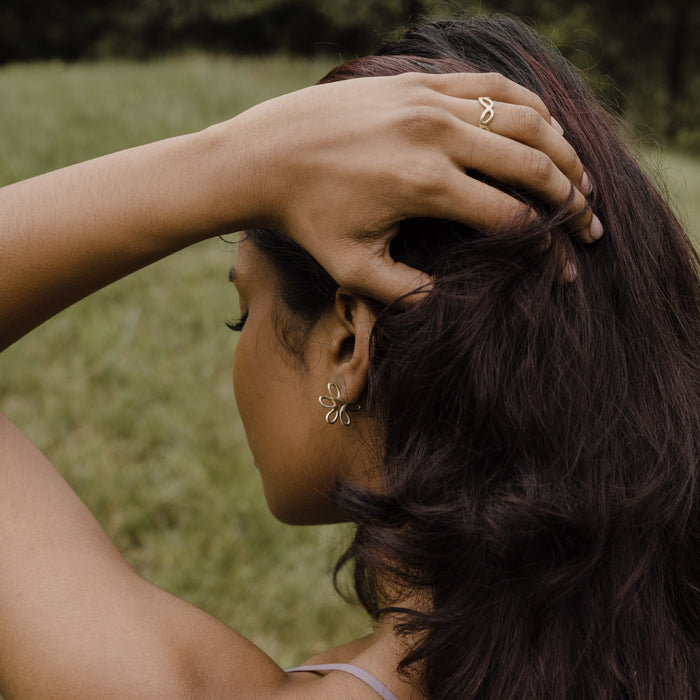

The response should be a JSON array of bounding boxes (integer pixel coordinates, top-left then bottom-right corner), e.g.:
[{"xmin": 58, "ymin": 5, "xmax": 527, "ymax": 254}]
[{"xmin": 478, "ymin": 96, "xmax": 495, "ymax": 130}]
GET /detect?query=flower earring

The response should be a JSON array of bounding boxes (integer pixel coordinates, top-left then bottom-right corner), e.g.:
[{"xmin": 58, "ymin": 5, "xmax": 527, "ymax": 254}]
[{"xmin": 318, "ymin": 382, "xmax": 360, "ymax": 426}]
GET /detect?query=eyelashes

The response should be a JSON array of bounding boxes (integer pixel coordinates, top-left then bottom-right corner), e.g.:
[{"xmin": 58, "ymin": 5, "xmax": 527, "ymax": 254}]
[{"xmin": 226, "ymin": 312, "xmax": 248, "ymax": 332}]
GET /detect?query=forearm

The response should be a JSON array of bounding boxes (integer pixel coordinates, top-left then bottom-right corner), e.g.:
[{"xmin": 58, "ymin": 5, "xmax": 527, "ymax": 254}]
[
  {"xmin": 0, "ymin": 120, "xmax": 256, "ymax": 351},
  {"xmin": 0, "ymin": 72, "xmax": 595, "ymax": 349}
]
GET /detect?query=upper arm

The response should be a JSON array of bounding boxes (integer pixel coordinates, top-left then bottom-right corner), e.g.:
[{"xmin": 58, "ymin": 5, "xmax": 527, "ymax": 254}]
[{"xmin": 0, "ymin": 412, "xmax": 288, "ymax": 699}]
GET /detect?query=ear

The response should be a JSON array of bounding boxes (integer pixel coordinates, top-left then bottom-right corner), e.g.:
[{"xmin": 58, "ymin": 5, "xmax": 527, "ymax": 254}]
[{"xmin": 325, "ymin": 288, "xmax": 376, "ymax": 405}]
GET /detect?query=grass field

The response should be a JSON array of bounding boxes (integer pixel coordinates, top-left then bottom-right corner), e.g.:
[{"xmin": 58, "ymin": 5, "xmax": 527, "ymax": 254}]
[
  {"xmin": 0, "ymin": 55, "xmax": 698, "ymax": 672},
  {"xmin": 0, "ymin": 54, "xmax": 370, "ymax": 670}
]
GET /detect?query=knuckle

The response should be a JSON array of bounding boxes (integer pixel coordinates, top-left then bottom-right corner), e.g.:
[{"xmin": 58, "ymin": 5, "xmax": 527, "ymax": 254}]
[
  {"xmin": 399, "ymin": 104, "xmax": 445, "ymax": 137},
  {"xmin": 525, "ymin": 150, "xmax": 554, "ymax": 185},
  {"xmin": 401, "ymin": 158, "xmax": 444, "ymax": 198},
  {"xmin": 395, "ymin": 71, "xmax": 421, "ymax": 91},
  {"xmin": 420, "ymin": 168, "xmax": 448, "ymax": 200},
  {"xmin": 529, "ymin": 93, "xmax": 549, "ymax": 117},
  {"xmin": 560, "ymin": 145, "xmax": 580, "ymax": 175},
  {"xmin": 481, "ymin": 72, "xmax": 508, "ymax": 96},
  {"xmin": 514, "ymin": 106, "xmax": 544, "ymax": 140},
  {"xmin": 573, "ymin": 202, "xmax": 593, "ymax": 224},
  {"xmin": 494, "ymin": 196, "xmax": 527, "ymax": 230},
  {"xmin": 401, "ymin": 71, "xmax": 426, "ymax": 85}
]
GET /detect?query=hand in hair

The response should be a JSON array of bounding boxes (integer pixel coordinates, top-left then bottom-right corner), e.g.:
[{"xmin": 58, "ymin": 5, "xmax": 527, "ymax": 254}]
[
  {"xmin": 0, "ymin": 70, "xmax": 596, "ymax": 348},
  {"xmin": 226, "ymin": 71, "xmax": 600, "ymax": 303}
]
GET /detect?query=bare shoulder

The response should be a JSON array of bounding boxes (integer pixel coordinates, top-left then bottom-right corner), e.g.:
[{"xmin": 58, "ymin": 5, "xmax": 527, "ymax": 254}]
[
  {"xmin": 0, "ymin": 412, "xmax": 420, "ymax": 699},
  {"xmin": 299, "ymin": 634, "xmax": 376, "ymax": 666},
  {"xmin": 0, "ymin": 412, "xmax": 284, "ymax": 699},
  {"xmin": 275, "ymin": 628, "xmax": 424, "ymax": 700}
]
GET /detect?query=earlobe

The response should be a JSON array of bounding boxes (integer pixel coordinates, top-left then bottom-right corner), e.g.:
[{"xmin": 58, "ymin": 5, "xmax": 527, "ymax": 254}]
[{"xmin": 329, "ymin": 289, "xmax": 375, "ymax": 405}]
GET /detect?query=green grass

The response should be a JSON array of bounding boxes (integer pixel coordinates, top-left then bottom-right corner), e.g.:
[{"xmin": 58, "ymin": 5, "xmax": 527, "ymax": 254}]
[
  {"xmin": 657, "ymin": 150, "xmax": 700, "ymax": 248},
  {"xmin": 631, "ymin": 141, "xmax": 700, "ymax": 249},
  {"xmin": 0, "ymin": 55, "xmax": 698, "ymax": 674},
  {"xmin": 0, "ymin": 54, "xmax": 370, "ymax": 670}
]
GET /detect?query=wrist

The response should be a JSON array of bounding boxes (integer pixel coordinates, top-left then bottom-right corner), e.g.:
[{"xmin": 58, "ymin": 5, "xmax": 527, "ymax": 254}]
[{"xmin": 199, "ymin": 108, "xmax": 286, "ymax": 236}]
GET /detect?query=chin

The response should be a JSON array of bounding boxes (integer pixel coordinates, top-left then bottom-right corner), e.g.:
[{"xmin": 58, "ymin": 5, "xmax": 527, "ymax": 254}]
[{"xmin": 264, "ymin": 488, "xmax": 350, "ymax": 526}]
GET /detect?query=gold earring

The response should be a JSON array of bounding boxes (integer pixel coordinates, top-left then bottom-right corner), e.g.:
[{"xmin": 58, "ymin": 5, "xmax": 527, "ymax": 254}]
[{"xmin": 318, "ymin": 382, "xmax": 361, "ymax": 426}]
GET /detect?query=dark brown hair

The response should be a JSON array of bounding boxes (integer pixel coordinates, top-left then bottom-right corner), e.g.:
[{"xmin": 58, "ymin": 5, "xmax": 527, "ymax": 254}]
[{"xmin": 251, "ymin": 14, "xmax": 700, "ymax": 699}]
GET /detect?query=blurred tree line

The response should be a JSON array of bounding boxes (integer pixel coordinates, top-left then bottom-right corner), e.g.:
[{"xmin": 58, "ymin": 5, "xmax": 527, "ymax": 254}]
[{"xmin": 0, "ymin": 0, "xmax": 697, "ymax": 146}]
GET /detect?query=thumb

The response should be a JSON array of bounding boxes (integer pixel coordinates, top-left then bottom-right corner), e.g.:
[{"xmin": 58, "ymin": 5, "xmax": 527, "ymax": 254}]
[{"xmin": 351, "ymin": 257, "xmax": 433, "ymax": 307}]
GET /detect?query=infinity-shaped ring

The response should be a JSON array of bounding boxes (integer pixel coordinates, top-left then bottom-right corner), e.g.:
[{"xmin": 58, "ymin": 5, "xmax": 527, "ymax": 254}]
[{"xmin": 478, "ymin": 96, "xmax": 495, "ymax": 130}]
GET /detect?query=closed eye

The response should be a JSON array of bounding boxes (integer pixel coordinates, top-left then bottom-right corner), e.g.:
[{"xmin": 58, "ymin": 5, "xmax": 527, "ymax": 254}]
[{"xmin": 226, "ymin": 312, "xmax": 248, "ymax": 332}]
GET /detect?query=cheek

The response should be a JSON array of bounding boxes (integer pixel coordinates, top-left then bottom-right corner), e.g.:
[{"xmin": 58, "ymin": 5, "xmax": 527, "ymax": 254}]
[
  {"xmin": 231, "ymin": 333, "xmax": 342, "ymax": 524},
  {"xmin": 232, "ymin": 331, "xmax": 306, "ymax": 467},
  {"xmin": 231, "ymin": 337, "xmax": 247, "ymax": 420},
  {"xmin": 232, "ymin": 334, "xmax": 263, "ymax": 451}
]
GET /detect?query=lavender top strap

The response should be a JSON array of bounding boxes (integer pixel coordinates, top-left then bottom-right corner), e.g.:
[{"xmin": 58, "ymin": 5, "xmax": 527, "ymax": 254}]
[{"xmin": 286, "ymin": 663, "xmax": 400, "ymax": 700}]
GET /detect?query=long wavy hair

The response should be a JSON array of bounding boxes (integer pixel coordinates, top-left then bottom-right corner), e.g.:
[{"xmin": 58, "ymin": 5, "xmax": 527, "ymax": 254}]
[{"xmin": 250, "ymin": 14, "xmax": 700, "ymax": 699}]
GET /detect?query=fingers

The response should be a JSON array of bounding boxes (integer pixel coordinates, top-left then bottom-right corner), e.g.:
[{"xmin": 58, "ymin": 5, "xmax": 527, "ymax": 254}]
[
  {"xmin": 327, "ymin": 246, "xmax": 432, "ymax": 306},
  {"xmin": 461, "ymin": 129, "xmax": 598, "ymax": 242},
  {"xmin": 440, "ymin": 99, "xmax": 600, "ymax": 243},
  {"xmin": 358, "ymin": 259, "xmax": 432, "ymax": 306},
  {"xmin": 398, "ymin": 72, "xmax": 602, "ymax": 243},
  {"xmin": 275, "ymin": 72, "xmax": 605, "ymax": 303},
  {"xmin": 472, "ymin": 101, "xmax": 583, "ymax": 186},
  {"xmin": 422, "ymin": 166, "xmax": 586, "ymax": 285},
  {"xmin": 536, "ymin": 234, "xmax": 578, "ymax": 284},
  {"xmin": 420, "ymin": 168, "xmax": 535, "ymax": 232},
  {"xmin": 557, "ymin": 244, "xmax": 578, "ymax": 284},
  {"xmin": 412, "ymin": 71, "xmax": 553, "ymax": 123},
  {"xmin": 460, "ymin": 128, "xmax": 584, "ymax": 203}
]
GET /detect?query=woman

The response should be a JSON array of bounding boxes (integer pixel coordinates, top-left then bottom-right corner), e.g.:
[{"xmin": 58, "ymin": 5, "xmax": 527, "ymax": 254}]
[
  {"xmin": 261, "ymin": 16, "xmax": 700, "ymax": 699},
  {"xmin": 0, "ymin": 14, "xmax": 696, "ymax": 700}
]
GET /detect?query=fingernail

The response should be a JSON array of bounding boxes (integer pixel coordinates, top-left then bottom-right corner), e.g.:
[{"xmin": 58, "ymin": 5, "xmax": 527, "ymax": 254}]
[
  {"xmin": 551, "ymin": 117, "xmax": 564, "ymax": 136},
  {"xmin": 562, "ymin": 260, "xmax": 577, "ymax": 284},
  {"xmin": 581, "ymin": 170, "xmax": 593, "ymax": 195},
  {"xmin": 589, "ymin": 213, "xmax": 604, "ymax": 240}
]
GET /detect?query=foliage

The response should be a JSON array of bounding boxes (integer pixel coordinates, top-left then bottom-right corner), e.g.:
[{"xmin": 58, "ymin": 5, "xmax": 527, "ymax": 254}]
[
  {"xmin": 0, "ymin": 0, "xmax": 424, "ymax": 59},
  {"xmin": 479, "ymin": 0, "xmax": 699, "ymax": 147},
  {"xmin": 1, "ymin": 1, "xmax": 697, "ymax": 146}
]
